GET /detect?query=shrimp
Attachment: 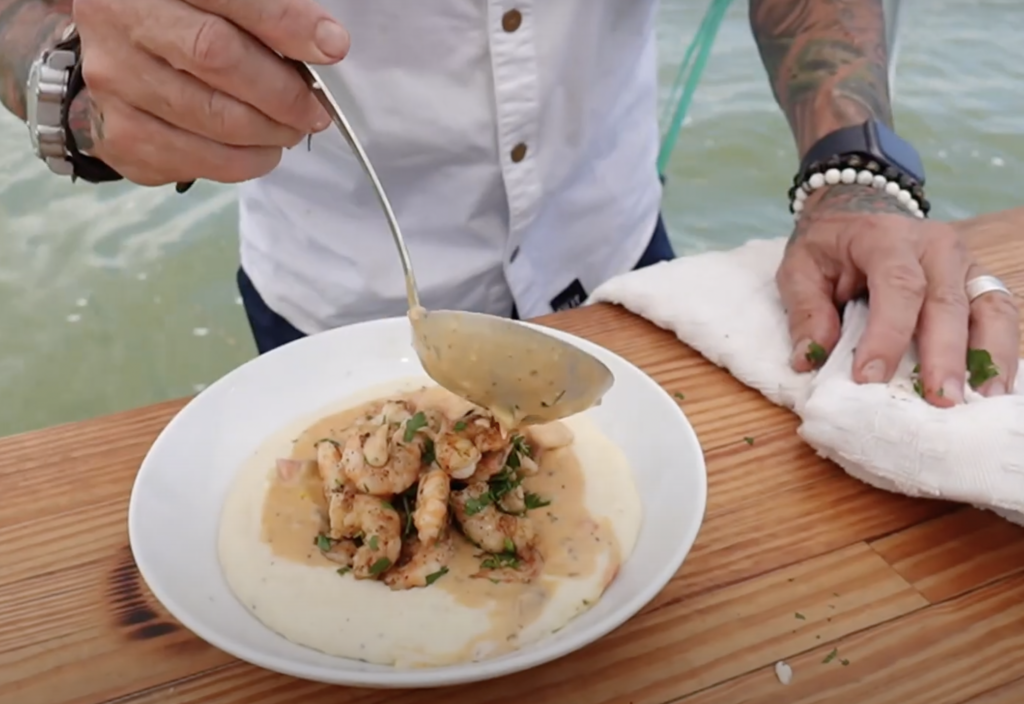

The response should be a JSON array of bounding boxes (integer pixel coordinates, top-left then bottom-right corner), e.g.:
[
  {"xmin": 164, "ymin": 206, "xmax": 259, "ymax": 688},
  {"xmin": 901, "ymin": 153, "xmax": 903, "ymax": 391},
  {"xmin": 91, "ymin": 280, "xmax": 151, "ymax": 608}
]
[
  {"xmin": 326, "ymin": 486, "xmax": 357, "ymax": 539},
  {"xmin": 497, "ymin": 484, "xmax": 526, "ymax": 514},
  {"xmin": 458, "ymin": 412, "xmax": 508, "ymax": 452},
  {"xmin": 413, "ymin": 468, "xmax": 450, "ymax": 542},
  {"xmin": 321, "ymin": 539, "xmax": 358, "ymax": 567},
  {"xmin": 382, "ymin": 529, "xmax": 456, "ymax": 590},
  {"xmin": 450, "ymin": 483, "xmax": 536, "ymax": 554},
  {"xmin": 466, "ymin": 447, "xmax": 512, "ymax": 483},
  {"xmin": 434, "ymin": 432, "xmax": 481, "ymax": 479},
  {"xmin": 330, "ymin": 492, "xmax": 402, "ymax": 580},
  {"xmin": 370, "ymin": 400, "xmax": 415, "ymax": 427},
  {"xmin": 341, "ymin": 423, "xmax": 423, "ymax": 496},
  {"xmin": 315, "ymin": 440, "xmax": 344, "ymax": 494}
]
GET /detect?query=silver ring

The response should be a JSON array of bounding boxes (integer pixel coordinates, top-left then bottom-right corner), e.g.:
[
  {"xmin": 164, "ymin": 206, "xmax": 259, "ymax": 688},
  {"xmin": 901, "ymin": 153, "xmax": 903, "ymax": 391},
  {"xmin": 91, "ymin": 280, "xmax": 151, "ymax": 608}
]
[{"xmin": 966, "ymin": 275, "xmax": 1012, "ymax": 303}]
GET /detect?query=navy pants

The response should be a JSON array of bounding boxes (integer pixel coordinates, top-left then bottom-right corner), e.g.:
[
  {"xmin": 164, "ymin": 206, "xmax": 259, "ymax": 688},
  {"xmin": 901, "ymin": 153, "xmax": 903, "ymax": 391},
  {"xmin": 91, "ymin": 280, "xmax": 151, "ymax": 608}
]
[{"xmin": 238, "ymin": 213, "xmax": 675, "ymax": 354}]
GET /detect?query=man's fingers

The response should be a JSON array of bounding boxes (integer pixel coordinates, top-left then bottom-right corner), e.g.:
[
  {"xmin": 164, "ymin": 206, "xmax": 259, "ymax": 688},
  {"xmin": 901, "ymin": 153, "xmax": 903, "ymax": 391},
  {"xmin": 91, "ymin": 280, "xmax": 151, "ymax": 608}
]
[
  {"xmin": 913, "ymin": 233, "xmax": 972, "ymax": 406},
  {"xmin": 185, "ymin": 0, "xmax": 350, "ymax": 63},
  {"xmin": 83, "ymin": 43, "xmax": 304, "ymax": 148},
  {"xmin": 850, "ymin": 243, "xmax": 926, "ymax": 384},
  {"xmin": 776, "ymin": 246, "xmax": 841, "ymax": 372},
  {"xmin": 966, "ymin": 267, "xmax": 1020, "ymax": 397},
  {"xmin": 91, "ymin": 94, "xmax": 284, "ymax": 185},
  {"xmin": 133, "ymin": 0, "xmax": 329, "ymax": 133}
]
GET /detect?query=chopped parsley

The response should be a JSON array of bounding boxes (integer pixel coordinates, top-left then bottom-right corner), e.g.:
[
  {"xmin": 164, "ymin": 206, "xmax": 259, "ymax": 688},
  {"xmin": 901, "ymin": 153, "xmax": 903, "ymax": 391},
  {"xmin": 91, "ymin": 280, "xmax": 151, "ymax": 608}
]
[
  {"xmin": 503, "ymin": 537, "xmax": 515, "ymax": 553},
  {"xmin": 911, "ymin": 363, "xmax": 925, "ymax": 398},
  {"xmin": 425, "ymin": 567, "xmax": 449, "ymax": 586},
  {"xmin": 465, "ymin": 465, "xmax": 524, "ymax": 516},
  {"xmin": 403, "ymin": 411, "xmax": 428, "ymax": 442},
  {"xmin": 464, "ymin": 492, "xmax": 495, "ymax": 516},
  {"xmin": 673, "ymin": 391, "xmax": 685, "ymax": 400},
  {"xmin": 369, "ymin": 557, "xmax": 392, "ymax": 576},
  {"xmin": 480, "ymin": 551, "xmax": 520, "ymax": 570},
  {"xmin": 453, "ymin": 420, "xmax": 467, "ymax": 432},
  {"xmin": 314, "ymin": 533, "xmax": 333, "ymax": 552},
  {"xmin": 967, "ymin": 348, "xmax": 999, "ymax": 389},
  {"xmin": 805, "ymin": 341, "xmax": 828, "ymax": 367},
  {"xmin": 794, "ymin": 612, "xmax": 806, "ymax": 620},
  {"xmin": 380, "ymin": 500, "xmax": 395, "ymax": 511},
  {"xmin": 367, "ymin": 535, "xmax": 379, "ymax": 550},
  {"xmin": 743, "ymin": 436, "xmax": 754, "ymax": 445},
  {"xmin": 524, "ymin": 492, "xmax": 551, "ymax": 510},
  {"xmin": 822, "ymin": 648, "xmax": 838, "ymax": 664},
  {"xmin": 336, "ymin": 567, "xmax": 351, "ymax": 576}
]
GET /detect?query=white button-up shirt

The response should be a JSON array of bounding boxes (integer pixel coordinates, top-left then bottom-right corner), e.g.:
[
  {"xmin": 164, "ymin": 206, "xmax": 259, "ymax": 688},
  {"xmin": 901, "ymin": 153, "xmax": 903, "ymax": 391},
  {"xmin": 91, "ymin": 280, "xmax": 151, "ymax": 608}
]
[{"xmin": 239, "ymin": 0, "xmax": 663, "ymax": 334}]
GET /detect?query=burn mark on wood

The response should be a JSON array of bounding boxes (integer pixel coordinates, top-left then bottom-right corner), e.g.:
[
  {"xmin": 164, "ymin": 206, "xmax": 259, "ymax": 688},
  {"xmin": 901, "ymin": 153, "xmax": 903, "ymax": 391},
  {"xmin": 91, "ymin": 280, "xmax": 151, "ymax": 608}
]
[{"xmin": 107, "ymin": 545, "xmax": 180, "ymax": 640}]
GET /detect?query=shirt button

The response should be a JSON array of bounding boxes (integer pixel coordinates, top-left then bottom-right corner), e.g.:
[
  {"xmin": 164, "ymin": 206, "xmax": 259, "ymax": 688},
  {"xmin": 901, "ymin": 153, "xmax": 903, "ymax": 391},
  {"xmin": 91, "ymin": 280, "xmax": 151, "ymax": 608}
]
[
  {"xmin": 510, "ymin": 143, "xmax": 528, "ymax": 163},
  {"xmin": 502, "ymin": 9, "xmax": 522, "ymax": 32}
]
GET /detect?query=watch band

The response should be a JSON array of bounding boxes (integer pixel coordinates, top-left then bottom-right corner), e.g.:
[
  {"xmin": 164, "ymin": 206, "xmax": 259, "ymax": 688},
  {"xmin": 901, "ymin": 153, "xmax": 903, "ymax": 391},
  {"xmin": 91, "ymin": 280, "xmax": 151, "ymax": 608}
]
[
  {"xmin": 796, "ymin": 119, "xmax": 926, "ymax": 189},
  {"xmin": 56, "ymin": 32, "xmax": 125, "ymax": 184}
]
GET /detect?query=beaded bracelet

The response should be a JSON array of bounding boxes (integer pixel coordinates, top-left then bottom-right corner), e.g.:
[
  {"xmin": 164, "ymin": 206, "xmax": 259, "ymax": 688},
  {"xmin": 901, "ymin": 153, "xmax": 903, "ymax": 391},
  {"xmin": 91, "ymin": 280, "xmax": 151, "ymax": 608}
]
[{"xmin": 788, "ymin": 154, "xmax": 931, "ymax": 220}]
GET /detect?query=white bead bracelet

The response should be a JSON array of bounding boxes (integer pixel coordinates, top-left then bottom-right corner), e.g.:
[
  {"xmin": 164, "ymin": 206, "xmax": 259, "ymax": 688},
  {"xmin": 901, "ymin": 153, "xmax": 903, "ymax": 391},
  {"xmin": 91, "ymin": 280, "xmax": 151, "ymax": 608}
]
[{"xmin": 791, "ymin": 166, "xmax": 926, "ymax": 220}]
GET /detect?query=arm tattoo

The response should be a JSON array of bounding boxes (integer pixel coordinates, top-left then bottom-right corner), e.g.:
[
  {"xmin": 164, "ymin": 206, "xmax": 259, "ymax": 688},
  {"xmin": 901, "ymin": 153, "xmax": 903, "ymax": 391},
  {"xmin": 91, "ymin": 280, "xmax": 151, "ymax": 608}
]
[
  {"xmin": 749, "ymin": 0, "xmax": 893, "ymax": 158},
  {"xmin": 0, "ymin": 0, "xmax": 72, "ymax": 119},
  {"xmin": 66, "ymin": 88, "xmax": 103, "ymax": 155}
]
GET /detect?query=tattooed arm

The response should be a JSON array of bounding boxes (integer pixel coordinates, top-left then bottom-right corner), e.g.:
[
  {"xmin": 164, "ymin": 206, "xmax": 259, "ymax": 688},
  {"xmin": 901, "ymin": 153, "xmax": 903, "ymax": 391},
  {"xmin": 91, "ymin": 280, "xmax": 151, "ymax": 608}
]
[
  {"xmin": 0, "ymin": 0, "xmax": 71, "ymax": 118},
  {"xmin": 750, "ymin": 0, "xmax": 905, "ymax": 216}
]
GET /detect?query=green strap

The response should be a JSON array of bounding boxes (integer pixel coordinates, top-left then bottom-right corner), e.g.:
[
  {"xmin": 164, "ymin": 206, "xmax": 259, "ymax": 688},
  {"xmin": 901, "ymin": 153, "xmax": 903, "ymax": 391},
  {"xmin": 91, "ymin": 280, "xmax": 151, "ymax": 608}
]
[{"xmin": 657, "ymin": 0, "xmax": 734, "ymax": 176}]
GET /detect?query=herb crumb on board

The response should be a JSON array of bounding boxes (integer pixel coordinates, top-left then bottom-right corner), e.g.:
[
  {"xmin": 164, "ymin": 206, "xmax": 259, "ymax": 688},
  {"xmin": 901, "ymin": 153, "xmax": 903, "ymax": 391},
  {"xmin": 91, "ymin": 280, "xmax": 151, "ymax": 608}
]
[
  {"xmin": 673, "ymin": 391, "xmax": 685, "ymax": 400},
  {"xmin": 794, "ymin": 612, "xmax": 805, "ymax": 620},
  {"xmin": 743, "ymin": 436, "xmax": 754, "ymax": 445}
]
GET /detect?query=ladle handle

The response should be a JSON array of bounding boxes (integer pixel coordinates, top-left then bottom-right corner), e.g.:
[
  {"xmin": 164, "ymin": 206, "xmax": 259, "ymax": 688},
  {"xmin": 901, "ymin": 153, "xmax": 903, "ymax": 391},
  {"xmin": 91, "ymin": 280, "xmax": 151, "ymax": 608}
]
[{"xmin": 290, "ymin": 60, "xmax": 421, "ymax": 309}]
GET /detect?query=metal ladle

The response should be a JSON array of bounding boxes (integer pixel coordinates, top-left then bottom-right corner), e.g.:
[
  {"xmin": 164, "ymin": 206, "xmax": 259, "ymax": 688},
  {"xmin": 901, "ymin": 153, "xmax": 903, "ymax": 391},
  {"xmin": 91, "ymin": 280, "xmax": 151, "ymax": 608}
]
[{"xmin": 293, "ymin": 61, "xmax": 614, "ymax": 429}]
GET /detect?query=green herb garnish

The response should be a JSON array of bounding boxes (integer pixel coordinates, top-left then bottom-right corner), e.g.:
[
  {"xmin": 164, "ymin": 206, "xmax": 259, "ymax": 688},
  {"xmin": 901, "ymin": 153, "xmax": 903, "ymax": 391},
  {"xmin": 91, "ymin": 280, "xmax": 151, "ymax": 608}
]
[
  {"xmin": 422, "ymin": 437, "xmax": 436, "ymax": 465},
  {"xmin": 380, "ymin": 500, "xmax": 395, "ymax": 511},
  {"xmin": 805, "ymin": 341, "xmax": 828, "ymax": 367},
  {"xmin": 480, "ymin": 551, "xmax": 520, "ymax": 570},
  {"xmin": 795, "ymin": 612, "xmax": 806, "ymax": 620},
  {"xmin": 403, "ymin": 411, "xmax": 428, "ymax": 442},
  {"xmin": 369, "ymin": 557, "xmax": 392, "ymax": 576},
  {"xmin": 464, "ymin": 493, "xmax": 495, "ymax": 516},
  {"xmin": 743, "ymin": 436, "xmax": 754, "ymax": 445},
  {"xmin": 453, "ymin": 420, "xmax": 467, "ymax": 432},
  {"xmin": 425, "ymin": 567, "xmax": 449, "ymax": 586},
  {"xmin": 967, "ymin": 348, "xmax": 999, "ymax": 389},
  {"xmin": 673, "ymin": 392, "xmax": 685, "ymax": 400},
  {"xmin": 840, "ymin": 658, "xmax": 850, "ymax": 666},
  {"xmin": 314, "ymin": 533, "xmax": 333, "ymax": 552},
  {"xmin": 503, "ymin": 537, "xmax": 515, "ymax": 553},
  {"xmin": 524, "ymin": 492, "xmax": 550, "ymax": 510},
  {"xmin": 367, "ymin": 535, "xmax": 379, "ymax": 550},
  {"xmin": 822, "ymin": 648, "xmax": 838, "ymax": 664},
  {"xmin": 337, "ymin": 566, "xmax": 351, "ymax": 576}
]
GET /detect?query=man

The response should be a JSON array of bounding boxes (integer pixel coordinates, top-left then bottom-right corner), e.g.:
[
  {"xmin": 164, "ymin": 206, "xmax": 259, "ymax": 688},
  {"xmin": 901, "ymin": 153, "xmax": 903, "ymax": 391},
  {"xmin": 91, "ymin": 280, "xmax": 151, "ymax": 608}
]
[{"xmin": 1, "ymin": 0, "xmax": 1018, "ymax": 406}]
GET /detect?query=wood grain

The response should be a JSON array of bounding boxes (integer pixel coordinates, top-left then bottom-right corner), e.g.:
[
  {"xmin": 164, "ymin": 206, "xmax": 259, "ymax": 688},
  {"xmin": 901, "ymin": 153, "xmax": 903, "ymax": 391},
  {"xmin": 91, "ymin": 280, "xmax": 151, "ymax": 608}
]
[
  {"xmin": 110, "ymin": 544, "xmax": 927, "ymax": 704},
  {"xmin": 679, "ymin": 573, "xmax": 1024, "ymax": 704},
  {"xmin": 870, "ymin": 508, "xmax": 1024, "ymax": 603},
  {"xmin": 1, "ymin": 209, "xmax": 1024, "ymax": 704}
]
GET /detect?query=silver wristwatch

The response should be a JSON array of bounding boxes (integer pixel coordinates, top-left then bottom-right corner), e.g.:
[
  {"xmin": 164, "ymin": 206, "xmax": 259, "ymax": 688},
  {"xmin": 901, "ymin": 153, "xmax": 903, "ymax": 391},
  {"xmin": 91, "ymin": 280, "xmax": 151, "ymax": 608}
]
[{"xmin": 25, "ymin": 23, "xmax": 80, "ymax": 177}]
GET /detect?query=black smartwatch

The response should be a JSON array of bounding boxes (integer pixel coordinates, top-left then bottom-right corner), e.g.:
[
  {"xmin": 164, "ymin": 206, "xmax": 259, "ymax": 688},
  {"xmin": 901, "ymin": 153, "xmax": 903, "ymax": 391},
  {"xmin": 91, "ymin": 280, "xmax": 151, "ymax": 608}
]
[{"xmin": 790, "ymin": 119, "xmax": 929, "ymax": 218}]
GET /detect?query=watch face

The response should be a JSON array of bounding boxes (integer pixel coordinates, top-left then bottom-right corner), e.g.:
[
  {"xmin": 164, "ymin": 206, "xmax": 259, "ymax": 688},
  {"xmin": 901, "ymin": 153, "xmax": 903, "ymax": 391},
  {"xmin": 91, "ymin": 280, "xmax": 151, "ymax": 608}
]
[{"xmin": 875, "ymin": 121, "xmax": 926, "ymax": 185}]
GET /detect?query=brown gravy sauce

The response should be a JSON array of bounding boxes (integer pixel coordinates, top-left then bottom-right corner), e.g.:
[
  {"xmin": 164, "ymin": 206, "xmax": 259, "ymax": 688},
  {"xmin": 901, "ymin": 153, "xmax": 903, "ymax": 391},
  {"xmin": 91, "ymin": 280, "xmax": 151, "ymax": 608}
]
[{"xmin": 260, "ymin": 385, "xmax": 622, "ymax": 660}]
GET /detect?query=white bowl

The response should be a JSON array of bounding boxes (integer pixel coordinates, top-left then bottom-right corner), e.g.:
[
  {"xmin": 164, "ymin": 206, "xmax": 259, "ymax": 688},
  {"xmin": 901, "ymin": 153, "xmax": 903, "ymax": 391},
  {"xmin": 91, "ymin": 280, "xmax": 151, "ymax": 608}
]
[{"xmin": 128, "ymin": 315, "xmax": 707, "ymax": 688}]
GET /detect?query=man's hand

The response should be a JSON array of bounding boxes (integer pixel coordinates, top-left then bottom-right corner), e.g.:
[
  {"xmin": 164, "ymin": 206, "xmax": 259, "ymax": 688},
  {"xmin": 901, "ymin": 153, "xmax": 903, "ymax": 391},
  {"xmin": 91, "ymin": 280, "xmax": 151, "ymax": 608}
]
[
  {"xmin": 779, "ymin": 185, "xmax": 1020, "ymax": 405},
  {"xmin": 71, "ymin": 0, "xmax": 350, "ymax": 186}
]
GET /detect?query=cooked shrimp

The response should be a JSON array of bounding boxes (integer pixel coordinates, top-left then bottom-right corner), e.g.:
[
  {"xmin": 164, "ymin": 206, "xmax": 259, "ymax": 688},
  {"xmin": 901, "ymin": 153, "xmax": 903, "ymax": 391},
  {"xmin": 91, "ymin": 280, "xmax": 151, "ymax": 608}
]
[
  {"xmin": 326, "ymin": 486, "xmax": 356, "ymax": 539},
  {"xmin": 497, "ymin": 484, "xmax": 526, "ymax": 514},
  {"xmin": 333, "ymin": 493, "xmax": 402, "ymax": 580},
  {"xmin": 413, "ymin": 468, "xmax": 450, "ymax": 542},
  {"xmin": 474, "ymin": 546, "xmax": 544, "ymax": 584},
  {"xmin": 450, "ymin": 483, "xmax": 535, "ymax": 554},
  {"xmin": 382, "ymin": 529, "xmax": 456, "ymax": 590},
  {"xmin": 459, "ymin": 412, "xmax": 508, "ymax": 452},
  {"xmin": 466, "ymin": 447, "xmax": 511, "ymax": 483},
  {"xmin": 434, "ymin": 432, "xmax": 481, "ymax": 479},
  {"xmin": 370, "ymin": 400, "xmax": 415, "ymax": 427},
  {"xmin": 321, "ymin": 538, "xmax": 358, "ymax": 567},
  {"xmin": 315, "ymin": 440, "xmax": 344, "ymax": 493},
  {"xmin": 341, "ymin": 424, "xmax": 423, "ymax": 495}
]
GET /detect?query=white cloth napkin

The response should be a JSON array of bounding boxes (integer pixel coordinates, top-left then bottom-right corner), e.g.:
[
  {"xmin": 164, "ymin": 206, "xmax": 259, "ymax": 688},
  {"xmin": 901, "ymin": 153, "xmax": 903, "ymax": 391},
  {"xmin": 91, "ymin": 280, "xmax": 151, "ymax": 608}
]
[{"xmin": 589, "ymin": 237, "xmax": 1024, "ymax": 525}]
